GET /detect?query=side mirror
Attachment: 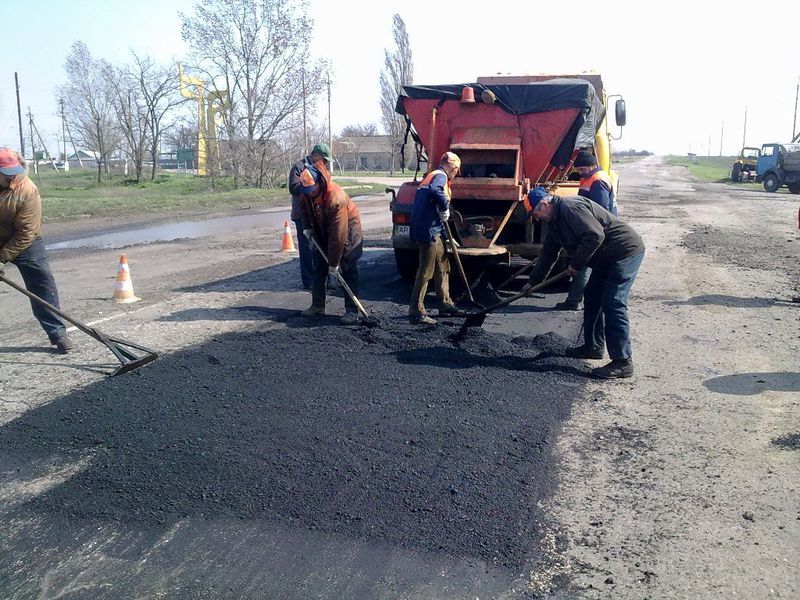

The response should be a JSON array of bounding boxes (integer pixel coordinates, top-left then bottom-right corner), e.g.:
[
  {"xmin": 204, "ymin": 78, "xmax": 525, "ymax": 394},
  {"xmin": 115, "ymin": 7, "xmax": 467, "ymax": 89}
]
[{"xmin": 615, "ymin": 99, "xmax": 627, "ymax": 127}]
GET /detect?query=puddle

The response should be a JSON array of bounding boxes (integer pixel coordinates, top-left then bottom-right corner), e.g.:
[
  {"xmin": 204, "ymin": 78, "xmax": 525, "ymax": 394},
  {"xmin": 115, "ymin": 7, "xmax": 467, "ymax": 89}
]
[{"xmin": 47, "ymin": 209, "xmax": 290, "ymax": 251}]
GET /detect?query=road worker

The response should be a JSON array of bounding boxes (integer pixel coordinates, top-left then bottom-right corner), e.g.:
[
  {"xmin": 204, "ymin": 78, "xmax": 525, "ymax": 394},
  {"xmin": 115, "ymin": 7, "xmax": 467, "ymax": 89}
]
[
  {"xmin": 524, "ymin": 186, "xmax": 644, "ymax": 379},
  {"xmin": 289, "ymin": 143, "xmax": 332, "ymax": 290},
  {"xmin": 298, "ymin": 160, "xmax": 363, "ymax": 324},
  {"xmin": 407, "ymin": 151, "xmax": 461, "ymax": 325},
  {"xmin": 555, "ymin": 149, "xmax": 618, "ymax": 311},
  {"xmin": 0, "ymin": 148, "xmax": 73, "ymax": 353}
]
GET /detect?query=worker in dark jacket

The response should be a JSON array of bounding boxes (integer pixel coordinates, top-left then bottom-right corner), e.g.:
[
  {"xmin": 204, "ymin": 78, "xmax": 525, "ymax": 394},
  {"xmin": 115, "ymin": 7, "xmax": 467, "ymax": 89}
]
[
  {"xmin": 0, "ymin": 148, "xmax": 73, "ymax": 353},
  {"xmin": 524, "ymin": 186, "xmax": 645, "ymax": 378},
  {"xmin": 408, "ymin": 152, "xmax": 461, "ymax": 325},
  {"xmin": 289, "ymin": 143, "xmax": 331, "ymax": 289},
  {"xmin": 298, "ymin": 161, "xmax": 363, "ymax": 324},
  {"xmin": 554, "ymin": 149, "xmax": 617, "ymax": 311}
]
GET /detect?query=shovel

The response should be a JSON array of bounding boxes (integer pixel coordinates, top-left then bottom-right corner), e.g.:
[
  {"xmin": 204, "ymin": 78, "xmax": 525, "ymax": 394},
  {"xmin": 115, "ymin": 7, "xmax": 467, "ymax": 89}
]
[
  {"xmin": 453, "ymin": 270, "xmax": 570, "ymax": 340},
  {"xmin": 440, "ymin": 213, "xmax": 483, "ymax": 310},
  {"xmin": 307, "ymin": 235, "xmax": 378, "ymax": 326},
  {"xmin": 0, "ymin": 272, "xmax": 158, "ymax": 376}
]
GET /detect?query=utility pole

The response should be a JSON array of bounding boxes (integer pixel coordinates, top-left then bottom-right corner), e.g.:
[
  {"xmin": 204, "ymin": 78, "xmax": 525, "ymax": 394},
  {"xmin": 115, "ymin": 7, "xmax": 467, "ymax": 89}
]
[
  {"xmin": 708, "ymin": 135, "xmax": 711, "ymax": 157},
  {"xmin": 793, "ymin": 77, "xmax": 799, "ymax": 142},
  {"xmin": 742, "ymin": 106, "xmax": 748, "ymax": 148},
  {"xmin": 301, "ymin": 69, "xmax": 308, "ymax": 157},
  {"xmin": 327, "ymin": 71, "xmax": 332, "ymax": 162},
  {"xmin": 720, "ymin": 121, "xmax": 724, "ymax": 156},
  {"xmin": 59, "ymin": 98, "xmax": 69, "ymax": 171},
  {"xmin": 28, "ymin": 108, "xmax": 58, "ymax": 171},
  {"xmin": 15, "ymin": 73, "xmax": 25, "ymax": 156},
  {"xmin": 27, "ymin": 108, "xmax": 37, "ymax": 175}
]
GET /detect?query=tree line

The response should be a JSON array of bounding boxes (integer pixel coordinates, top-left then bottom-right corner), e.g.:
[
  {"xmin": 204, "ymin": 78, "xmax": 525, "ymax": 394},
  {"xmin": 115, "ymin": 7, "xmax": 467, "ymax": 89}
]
[{"xmin": 55, "ymin": 0, "xmax": 414, "ymax": 187}]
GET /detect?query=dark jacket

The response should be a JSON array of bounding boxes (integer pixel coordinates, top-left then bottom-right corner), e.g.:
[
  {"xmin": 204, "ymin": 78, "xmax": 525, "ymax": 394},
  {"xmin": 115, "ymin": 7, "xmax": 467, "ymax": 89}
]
[
  {"xmin": 410, "ymin": 169, "xmax": 450, "ymax": 243},
  {"xmin": 529, "ymin": 195, "xmax": 644, "ymax": 285},
  {"xmin": 300, "ymin": 162, "xmax": 362, "ymax": 267},
  {"xmin": 289, "ymin": 156, "xmax": 314, "ymax": 221}
]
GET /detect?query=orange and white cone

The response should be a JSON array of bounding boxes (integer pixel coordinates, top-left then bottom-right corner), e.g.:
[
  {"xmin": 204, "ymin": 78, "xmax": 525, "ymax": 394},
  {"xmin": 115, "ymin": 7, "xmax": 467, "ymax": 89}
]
[
  {"xmin": 112, "ymin": 254, "xmax": 140, "ymax": 304},
  {"xmin": 281, "ymin": 219, "xmax": 296, "ymax": 252}
]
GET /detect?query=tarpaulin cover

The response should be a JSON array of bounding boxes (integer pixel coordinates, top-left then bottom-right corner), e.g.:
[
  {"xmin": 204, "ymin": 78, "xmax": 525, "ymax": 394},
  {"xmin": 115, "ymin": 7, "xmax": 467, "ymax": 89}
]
[{"xmin": 397, "ymin": 78, "xmax": 605, "ymax": 167}]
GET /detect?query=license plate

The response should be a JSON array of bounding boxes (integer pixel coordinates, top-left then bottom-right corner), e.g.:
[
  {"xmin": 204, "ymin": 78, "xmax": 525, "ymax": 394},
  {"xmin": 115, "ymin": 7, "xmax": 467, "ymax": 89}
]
[{"xmin": 394, "ymin": 225, "xmax": 410, "ymax": 238}]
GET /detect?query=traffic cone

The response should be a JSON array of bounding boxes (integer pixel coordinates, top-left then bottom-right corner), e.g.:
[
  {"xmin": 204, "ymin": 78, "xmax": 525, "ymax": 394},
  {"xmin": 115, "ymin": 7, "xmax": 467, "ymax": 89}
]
[
  {"xmin": 281, "ymin": 219, "xmax": 296, "ymax": 252},
  {"xmin": 112, "ymin": 254, "xmax": 140, "ymax": 304}
]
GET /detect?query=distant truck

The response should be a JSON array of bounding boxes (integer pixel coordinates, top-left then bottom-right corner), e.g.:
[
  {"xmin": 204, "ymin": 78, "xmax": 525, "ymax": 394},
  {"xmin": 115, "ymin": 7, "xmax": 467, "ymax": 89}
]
[
  {"xmin": 730, "ymin": 147, "xmax": 760, "ymax": 182},
  {"xmin": 389, "ymin": 74, "xmax": 625, "ymax": 280},
  {"xmin": 756, "ymin": 142, "xmax": 800, "ymax": 193}
]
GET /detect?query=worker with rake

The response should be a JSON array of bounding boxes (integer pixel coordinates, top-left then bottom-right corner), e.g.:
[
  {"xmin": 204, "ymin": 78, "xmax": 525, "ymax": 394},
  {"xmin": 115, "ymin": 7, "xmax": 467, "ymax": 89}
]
[
  {"xmin": 0, "ymin": 148, "xmax": 73, "ymax": 354},
  {"xmin": 523, "ymin": 186, "xmax": 644, "ymax": 379},
  {"xmin": 297, "ymin": 161, "xmax": 363, "ymax": 325},
  {"xmin": 407, "ymin": 151, "xmax": 462, "ymax": 325}
]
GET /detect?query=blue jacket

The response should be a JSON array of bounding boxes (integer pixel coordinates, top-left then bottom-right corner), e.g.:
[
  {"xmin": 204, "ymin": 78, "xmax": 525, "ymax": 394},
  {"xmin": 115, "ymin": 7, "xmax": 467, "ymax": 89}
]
[
  {"xmin": 579, "ymin": 167, "xmax": 617, "ymax": 215},
  {"xmin": 410, "ymin": 170, "xmax": 450, "ymax": 243}
]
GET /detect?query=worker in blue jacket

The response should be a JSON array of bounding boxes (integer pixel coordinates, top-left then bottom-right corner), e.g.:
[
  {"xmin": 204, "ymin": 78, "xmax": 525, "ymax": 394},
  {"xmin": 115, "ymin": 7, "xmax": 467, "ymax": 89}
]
[
  {"xmin": 408, "ymin": 152, "xmax": 461, "ymax": 325},
  {"xmin": 555, "ymin": 149, "xmax": 617, "ymax": 311}
]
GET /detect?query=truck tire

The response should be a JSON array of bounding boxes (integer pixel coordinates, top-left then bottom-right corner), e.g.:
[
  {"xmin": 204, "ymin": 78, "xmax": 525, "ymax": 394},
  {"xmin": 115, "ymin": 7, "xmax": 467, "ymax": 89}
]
[
  {"xmin": 788, "ymin": 184, "xmax": 800, "ymax": 194},
  {"xmin": 394, "ymin": 248, "xmax": 419, "ymax": 280},
  {"xmin": 763, "ymin": 173, "xmax": 781, "ymax": 193},
  {"xmin": 731, "ymin": 163, "xmax": 741, "ymax": 182}
]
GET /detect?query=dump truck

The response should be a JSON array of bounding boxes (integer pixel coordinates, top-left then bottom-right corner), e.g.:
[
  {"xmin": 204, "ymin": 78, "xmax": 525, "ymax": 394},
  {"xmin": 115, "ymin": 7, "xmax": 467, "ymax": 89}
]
[
  {"xmin": 389, "ymin": 74, "xmax": 626, "ymax": 281},
  {"xmin": 731, "ymin": 147, "xmax": 761, "ymax": 182},
  {"xmin": 756, "ymin": 142, "xmax": 800, "ymax": 193}
]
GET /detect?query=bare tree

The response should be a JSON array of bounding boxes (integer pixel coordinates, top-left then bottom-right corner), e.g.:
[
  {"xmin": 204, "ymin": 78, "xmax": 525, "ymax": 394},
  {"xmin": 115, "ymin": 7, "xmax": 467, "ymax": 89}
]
[
  {"xmin": 163, "ymin": 116, "xmax": 198, "ymax": 152},
  {"xmin": 181, "ymin": 0, "xmax": 325, "ymax": 188},
  {"xmin": 103, "ymin": 61, "xmax": 149, "ymax": 181},
  {"xmin": 59, "ymin": 41, "xmax": 121, "ymax": 181},
  {"xmin": 379, "ymin": 14, "xmax": 414, "ymax": 174},
  {"xmin": 340, "ymin": 123, "xmax": 379, "ymax": 137}
]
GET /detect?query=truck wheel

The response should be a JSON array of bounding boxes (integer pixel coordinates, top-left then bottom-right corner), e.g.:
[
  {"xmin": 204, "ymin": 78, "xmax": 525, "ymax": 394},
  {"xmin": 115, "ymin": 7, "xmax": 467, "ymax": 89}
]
[
  {"xmin": 731, "ymin": 163, "xmax": 741, "ymax": 182},
  {"xmin": 788, "ymin": 184, "xmax": 800, "ymax": 194},
  {"xmin": 394, "ymin": 248, "xmax": 419, "ymax": 280},
  {"xmin": 763, "ymin": 173, "xmax": 781, "ymax": 193}
]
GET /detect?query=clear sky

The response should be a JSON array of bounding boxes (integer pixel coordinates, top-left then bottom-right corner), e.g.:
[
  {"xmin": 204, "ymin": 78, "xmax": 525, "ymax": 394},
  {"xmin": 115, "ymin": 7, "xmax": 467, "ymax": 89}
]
[{"xmin": 2, "ymin": 0, "xmax": 799, "ymax": 157}]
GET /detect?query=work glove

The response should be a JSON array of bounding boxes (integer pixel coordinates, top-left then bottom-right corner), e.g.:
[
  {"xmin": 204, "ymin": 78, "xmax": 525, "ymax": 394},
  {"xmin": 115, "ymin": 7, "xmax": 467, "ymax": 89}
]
[
  {"xmin": 302, "ymin": 229, "xmax": 314, "ymax": 241},
  {"xmin": 439, "ymin": 209, "xmax": 450, "ymax": 222},
  {"xmin": 328, "ymin": 265, "xmax": 341, "ymax": 277}
]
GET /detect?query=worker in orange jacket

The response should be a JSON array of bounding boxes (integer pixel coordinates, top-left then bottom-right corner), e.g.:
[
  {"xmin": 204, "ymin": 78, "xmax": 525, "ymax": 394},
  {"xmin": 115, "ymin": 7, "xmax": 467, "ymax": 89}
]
[
  {"xmin": 298, "ymin": 161, "xmax": 363, "ymax": 324},
  {"xmin": 0, "ymin": 148, "xmax": 73, "ymax": 353}
]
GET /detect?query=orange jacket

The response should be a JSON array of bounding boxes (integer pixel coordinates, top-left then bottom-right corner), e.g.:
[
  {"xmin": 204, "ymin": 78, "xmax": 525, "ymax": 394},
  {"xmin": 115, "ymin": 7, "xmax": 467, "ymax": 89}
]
[
  {"xmin": 0, "ymin": 175, "xmax": 42, "ymax": 263},
  {"xmin": 300, "ymin": 162, "xmax": 362, "ymax": 267}
]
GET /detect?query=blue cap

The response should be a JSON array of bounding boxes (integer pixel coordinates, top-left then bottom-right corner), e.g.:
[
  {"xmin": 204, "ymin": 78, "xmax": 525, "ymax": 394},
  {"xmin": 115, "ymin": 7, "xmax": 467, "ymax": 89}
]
[
  {"xmin": 527, "ymin": 186, "xmax": 549, "ymax": 211},
  {"xmin": 299, "ymin": 164, "xmax": 319, "ymax": 194}
]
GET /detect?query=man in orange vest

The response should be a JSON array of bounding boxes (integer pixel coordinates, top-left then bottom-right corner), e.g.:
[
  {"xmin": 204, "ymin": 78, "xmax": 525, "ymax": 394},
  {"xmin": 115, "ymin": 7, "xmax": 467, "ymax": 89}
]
[
  {"xmin": 297, "ymin": 161, "xmax": 363, "ymax": 324},
  {"xmin": 555, "ymin": 149, "xmax": 617, "ymax": 311},
  {"xmin": 408, "ymin": 152, "xmax": 461, "ymax": 325},
  {"xmin": 0, "ymin": 148, "xmax": 73, "ymax": 353}
]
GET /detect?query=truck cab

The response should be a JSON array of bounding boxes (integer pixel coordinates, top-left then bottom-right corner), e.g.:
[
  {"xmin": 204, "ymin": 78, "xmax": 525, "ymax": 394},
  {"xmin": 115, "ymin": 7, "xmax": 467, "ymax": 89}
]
[{"xmin": 756, "ymin": 143, "xmax": 800, "ymax": 193}]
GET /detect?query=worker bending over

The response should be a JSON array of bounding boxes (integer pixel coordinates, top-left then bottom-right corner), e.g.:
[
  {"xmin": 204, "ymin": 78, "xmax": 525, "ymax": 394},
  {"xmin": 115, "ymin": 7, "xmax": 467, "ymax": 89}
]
[
  {"xmin": 0, "ymin": 148, "xmax": 73, "ymax": 353},
  {"xmin": 556, "ymin": 149, "xmax": 617, "ymax": 311},
  {"xmin": 298, "ymin": 161, "xmax": 363, "ymax": 324},
  {"xmin": 524, "ymin": 186, "xmax": 644, "ymax": 379},
  {"xmin": 408, "ymin": 151, "xmax": 461, "ymax": 325}
]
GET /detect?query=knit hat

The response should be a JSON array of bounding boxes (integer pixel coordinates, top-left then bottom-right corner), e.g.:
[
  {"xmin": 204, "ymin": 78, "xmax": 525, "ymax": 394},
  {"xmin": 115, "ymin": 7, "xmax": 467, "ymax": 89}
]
[
  {"xmin": 573, "ymin": 150, "xmax": 597, "ymax": 168},
  {"xmin": 0, "ymin": 148, "xmax": 24, "ymax": 176},
  {"xmin": 299, "ymin": 164, "xmax": 319, "ymax": 194},
  {"xmin": 311, "ymin": 143, "xmax": 332, "ymax": 160}
]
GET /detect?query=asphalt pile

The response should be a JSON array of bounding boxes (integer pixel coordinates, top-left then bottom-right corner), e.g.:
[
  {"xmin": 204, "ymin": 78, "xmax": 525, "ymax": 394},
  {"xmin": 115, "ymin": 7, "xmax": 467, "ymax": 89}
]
[{"xmin": 1, "ymin": 320, "xmax": 582, "ymax": 570}]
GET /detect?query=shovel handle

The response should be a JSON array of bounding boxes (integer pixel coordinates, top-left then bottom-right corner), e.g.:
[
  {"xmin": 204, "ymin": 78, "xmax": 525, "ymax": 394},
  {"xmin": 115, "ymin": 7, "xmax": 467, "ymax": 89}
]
[{"xmin": 308, "ymin": 235, "xmax": 370, "ymax": 319}]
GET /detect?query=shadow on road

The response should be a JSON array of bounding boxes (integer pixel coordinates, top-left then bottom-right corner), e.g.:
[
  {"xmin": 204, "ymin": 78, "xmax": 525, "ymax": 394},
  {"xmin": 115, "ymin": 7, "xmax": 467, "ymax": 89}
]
[
  {"xmin": 664, "ymin": 294, "xmax": 781, "ymax": 308},
  {"xmin": 703, "ymin": 372, "xmax": 800, "ymax": 395}
]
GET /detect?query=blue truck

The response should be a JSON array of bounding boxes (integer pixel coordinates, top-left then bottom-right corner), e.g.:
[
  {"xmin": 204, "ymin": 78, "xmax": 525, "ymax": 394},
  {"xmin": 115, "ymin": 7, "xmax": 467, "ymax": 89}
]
[{"xmin": 756, "ymin": 141, "xmax": 800, "ymax": 193}]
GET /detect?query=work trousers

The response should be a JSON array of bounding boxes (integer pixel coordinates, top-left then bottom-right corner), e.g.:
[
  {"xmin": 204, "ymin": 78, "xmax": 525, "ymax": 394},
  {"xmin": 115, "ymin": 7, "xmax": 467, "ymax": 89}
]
[
  {"xmin": 310, "ymin": 241, "xmax": 362, "ymax": 313},
  {"xmin": 8, "ymin": 237, "xmax": 67, "ymax": 342},
  {"xmin": 409, "ymin": 237, "xmax": 453, "ymax": 317},
  {"xmin": 293, "ymin": 219, "xmax": 314, "ymax": 290},
  {"xmin": 565, "ymin": 266, "xmax": 592, "ymax": 305},
  {"xmin": 583, "ymin": 251, "xmax": 644, "ymax": 360}
]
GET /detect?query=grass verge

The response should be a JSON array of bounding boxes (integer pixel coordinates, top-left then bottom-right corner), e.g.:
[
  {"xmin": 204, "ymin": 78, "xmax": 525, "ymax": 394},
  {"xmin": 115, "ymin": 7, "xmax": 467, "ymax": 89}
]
[
  {"xmin": 29, "ymin": 170, "xmax": 386, "ymax": 223},
  {"xmin": 665, "ymin": 155, "xmax": 759, "ymax": 190}
]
